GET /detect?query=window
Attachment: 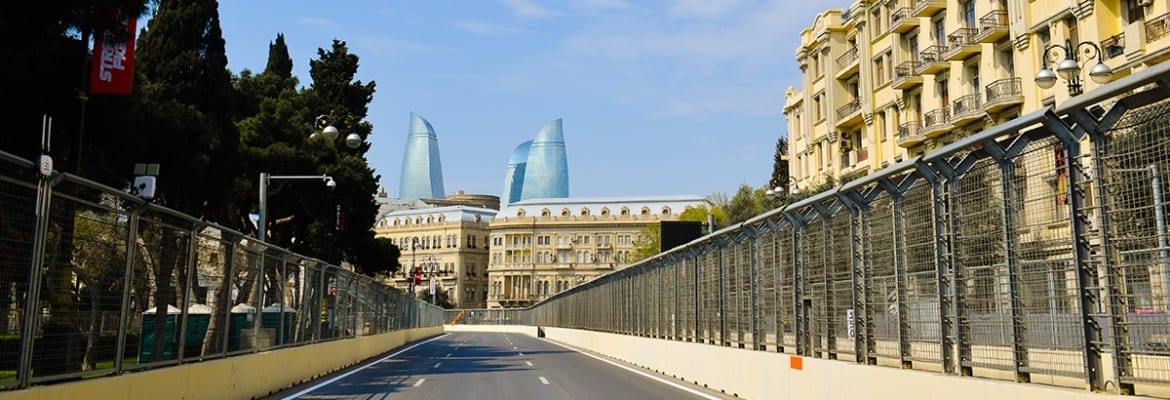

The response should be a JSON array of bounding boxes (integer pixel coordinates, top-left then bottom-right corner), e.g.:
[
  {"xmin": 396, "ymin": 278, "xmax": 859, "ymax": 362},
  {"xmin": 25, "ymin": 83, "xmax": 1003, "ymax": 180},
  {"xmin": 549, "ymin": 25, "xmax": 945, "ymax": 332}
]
[
  {"xmin": 1126, "ymin": 0, "xmax": 1146, "ymax": 23},
  {"xmin": 813, "ymin": 93, "xmax": 825, "ymax": 121},
  {"xmin": 877, "ymin": 110, "xmax": 887, "ymax": 142},
  {"xmin": 871, "ymin": 8, "xmax": 883, "ymax": 34},
  {"xmin": 874, "ymin": 56, "xmax": 885, "ymax": 85},
  {"xmin": 962, "ymin": 0, "xmax": 975, "ymax": 28},
  {"xmin": 934, "ymin": 17, "xmax": 946, "ymax": 46}
]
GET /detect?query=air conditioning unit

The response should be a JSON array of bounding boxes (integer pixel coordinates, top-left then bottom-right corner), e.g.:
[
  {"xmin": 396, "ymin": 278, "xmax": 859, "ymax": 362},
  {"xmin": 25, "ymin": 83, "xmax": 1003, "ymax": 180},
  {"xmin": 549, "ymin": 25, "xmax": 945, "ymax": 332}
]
[
  {"xmin": 1138, "ymin": 0, "xmax": 1153, "ymax": 7},
  {"xmin": 840, "ymin": 140, "xmax": 853, "ymax": 151}
]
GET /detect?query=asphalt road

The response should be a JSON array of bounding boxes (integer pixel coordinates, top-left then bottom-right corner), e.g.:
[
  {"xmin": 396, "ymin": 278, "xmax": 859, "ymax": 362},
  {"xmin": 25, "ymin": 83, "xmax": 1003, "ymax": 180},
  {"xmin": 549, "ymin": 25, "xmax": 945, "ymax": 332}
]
[{"xmin": 268, "ymin": 332, "xmax": 731, "ymax": 400}]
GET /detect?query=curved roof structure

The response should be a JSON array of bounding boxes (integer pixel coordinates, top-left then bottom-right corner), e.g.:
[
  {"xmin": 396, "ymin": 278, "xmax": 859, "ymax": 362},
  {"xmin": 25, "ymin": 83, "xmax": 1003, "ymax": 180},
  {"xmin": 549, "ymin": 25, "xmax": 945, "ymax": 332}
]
[{"xmin": 501, "ymin": 140, "xmax": 532, "ymax": 207}]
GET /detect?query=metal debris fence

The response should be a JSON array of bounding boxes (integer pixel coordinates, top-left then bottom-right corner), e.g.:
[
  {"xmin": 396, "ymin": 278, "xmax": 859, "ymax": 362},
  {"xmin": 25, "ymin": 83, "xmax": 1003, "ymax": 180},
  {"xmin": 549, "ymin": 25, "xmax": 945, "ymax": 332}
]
[
  {"xmin": 456, "ymin": 64, "xmax": 1170, "ymax": 396},
  {"xmin": 0, "ymin": 150, "xmax": 443, "ymax": 390}
]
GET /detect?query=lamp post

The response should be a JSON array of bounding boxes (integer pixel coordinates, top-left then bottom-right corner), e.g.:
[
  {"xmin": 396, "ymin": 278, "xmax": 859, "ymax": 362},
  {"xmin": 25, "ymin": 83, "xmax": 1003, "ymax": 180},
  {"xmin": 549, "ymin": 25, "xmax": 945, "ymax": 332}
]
[
  {"xmin": 311, "ymin": 113, "xmax": 363, "ymax": 149},
  {"xmin": 257, "ymin": 173, "xmax": 336, "ymax": 241},
  {"xmin": 765, "ymin": 177, "xmax": 802, "ymax": 201},
  {"xmin": 1034, "ymin": 39, "xmax": 1113, "ymax": 96}
]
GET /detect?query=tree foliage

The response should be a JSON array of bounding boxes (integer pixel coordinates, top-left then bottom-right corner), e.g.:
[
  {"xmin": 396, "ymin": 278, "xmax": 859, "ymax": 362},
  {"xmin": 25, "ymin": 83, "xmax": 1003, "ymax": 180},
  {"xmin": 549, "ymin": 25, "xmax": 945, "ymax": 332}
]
[{"xmin": 630, "ymin": 223, "xmax": 661, "ymax": 263}]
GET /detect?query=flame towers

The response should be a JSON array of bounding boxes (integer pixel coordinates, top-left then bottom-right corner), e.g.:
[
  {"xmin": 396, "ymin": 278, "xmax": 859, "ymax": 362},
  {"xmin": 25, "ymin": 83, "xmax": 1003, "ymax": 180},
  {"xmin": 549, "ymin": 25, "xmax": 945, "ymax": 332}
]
[
  {"xmin": 502, "ymin": 119, "xmax": 569, "ymax": 206},
  {"xmin": 399, "ymin": 112, "xmax": 446, "ymax": 200}
]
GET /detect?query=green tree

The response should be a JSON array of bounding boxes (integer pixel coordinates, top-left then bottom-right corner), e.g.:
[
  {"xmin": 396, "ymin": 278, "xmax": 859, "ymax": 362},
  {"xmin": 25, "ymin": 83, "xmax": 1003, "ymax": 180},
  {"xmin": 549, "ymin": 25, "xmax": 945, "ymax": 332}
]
[
  {"xmin": 631, "ymin": 223, "xmax": 661, "ymax": 262},
  {"xmin": 726, "ymin": 183, "xmax": 761, "ymax": 225},
  {"xmin": 114, "ymin": 0, "xmax": 239, "ymax": 363}
]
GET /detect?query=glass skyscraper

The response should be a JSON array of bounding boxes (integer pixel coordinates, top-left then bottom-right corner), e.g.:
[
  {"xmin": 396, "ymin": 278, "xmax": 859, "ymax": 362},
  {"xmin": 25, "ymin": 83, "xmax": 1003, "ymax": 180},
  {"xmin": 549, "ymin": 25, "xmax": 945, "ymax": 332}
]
[
  {"xmin": 502, "ymin": 119, "xmax": 569, "ymax": 206},
  {"xmin": 501, "ymin": 140, "xmax": 531, "ymax": 207},
  {"xmin": 399, "ymin": 112, "xmax": 446, "ymax": 200}
]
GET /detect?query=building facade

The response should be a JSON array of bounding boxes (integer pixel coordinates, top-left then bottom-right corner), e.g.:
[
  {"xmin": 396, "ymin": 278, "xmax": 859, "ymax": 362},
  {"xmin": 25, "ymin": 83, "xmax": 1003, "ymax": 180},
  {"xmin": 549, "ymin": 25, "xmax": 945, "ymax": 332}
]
[
  {"xmin": 486, "ymin": 195, "xmax": 710, "ymax": 308},
  {"xmin": 399, "ymin": 112, "xmax": 446, "ymax": 201},
  {"xmin": 501, "ymin": 140, "xmax": 532, "ymax": 207},
  {"xmin": 373, "ymin": 205, "xmax": 495, "ymax": 308},
  {"xmin": 784, "ymin": 0, "xmax": 1170, "ymax": 187}
]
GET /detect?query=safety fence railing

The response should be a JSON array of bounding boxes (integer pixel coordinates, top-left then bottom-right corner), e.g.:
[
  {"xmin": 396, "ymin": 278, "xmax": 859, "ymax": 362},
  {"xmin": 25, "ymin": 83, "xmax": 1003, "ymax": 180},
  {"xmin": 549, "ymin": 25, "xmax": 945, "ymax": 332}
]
[
  {"xmin": 0, "ymin": 150, "xmax": 444, "ymax": 390},
  {"xmin": 458, "ymin": 62, "xmax": 1170, "ymax": 396}
]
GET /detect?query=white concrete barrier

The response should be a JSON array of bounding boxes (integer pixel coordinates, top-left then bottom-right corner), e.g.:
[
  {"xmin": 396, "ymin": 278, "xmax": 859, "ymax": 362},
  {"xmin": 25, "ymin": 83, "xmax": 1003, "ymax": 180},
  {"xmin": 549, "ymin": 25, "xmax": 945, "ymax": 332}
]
[{"xmin": 519, "ymin": 326, "xmax": 1153, "ymax": 400}]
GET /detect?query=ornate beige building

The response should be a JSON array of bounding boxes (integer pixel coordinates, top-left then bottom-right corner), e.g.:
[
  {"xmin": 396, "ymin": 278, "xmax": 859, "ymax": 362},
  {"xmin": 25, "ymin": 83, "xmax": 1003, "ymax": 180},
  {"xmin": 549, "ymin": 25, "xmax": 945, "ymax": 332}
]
[
  {"xmin": 784, "ymin": 0, "xmax": 1170, "ymax": 187},
  {"xmin": 373, "ymin": 205, "xmax": 496, "ymax": 308},
  {"xmin": 486, "ymin": 196, "xmax": 710, "ymax": 308}
]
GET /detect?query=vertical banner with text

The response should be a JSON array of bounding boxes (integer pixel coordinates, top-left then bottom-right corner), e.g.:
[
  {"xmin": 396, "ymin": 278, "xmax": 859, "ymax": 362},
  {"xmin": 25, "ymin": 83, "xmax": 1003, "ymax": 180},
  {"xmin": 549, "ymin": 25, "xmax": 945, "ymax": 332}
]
[{"xmin": 89, "ymin": 13, "xmax": 137, "ymax": 95}]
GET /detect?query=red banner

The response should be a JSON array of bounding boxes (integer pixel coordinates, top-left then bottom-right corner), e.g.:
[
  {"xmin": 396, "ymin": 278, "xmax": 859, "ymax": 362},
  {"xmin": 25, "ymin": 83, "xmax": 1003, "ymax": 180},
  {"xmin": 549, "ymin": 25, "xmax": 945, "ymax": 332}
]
[{"xmin": 89, "ymin": 14, "xmax": 137, "ymax": 95}]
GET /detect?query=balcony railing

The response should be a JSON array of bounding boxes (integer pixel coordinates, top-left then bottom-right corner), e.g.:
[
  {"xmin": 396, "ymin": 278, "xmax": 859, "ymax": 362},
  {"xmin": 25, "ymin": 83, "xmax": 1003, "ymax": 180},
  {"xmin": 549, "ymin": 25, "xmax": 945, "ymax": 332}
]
[
  {"xmin": 897, "ymin": 120, "xmax": 923, "ymax": 146},
  {"xmin": 890, "ymin": 7, "xmax": 918, "ymax": 33},
  {"xmin": 836, "ymin": 46, "xmax": 859, "ymax": 71},
  {"xmin": 1101, "ymin": 33, "xmax": 1124, "ymax": 60},
  {"xmin": 1148, "ymin": 13, "xmax": 1170, "ymax": 43},
  {"xmin": 976, "ymin": 10, "xmax": 1009, "ymax": 42},
  {"xmin": 912, "ymin": 0, "xmax": 945, "ymax": 17},
  {"xmin": 893, "ymin": 60, "xmax": 923, "ymax": 89},
  {"xmin": 836, "ymin": 97, "xmax": 861, "ymax": 120},
  {"xmin": 951, "ymin": 93, "xmax": 983, "ymax": 124},
  {"xmin": 985, "ymin": 77, "xmax": 1021, "ymax": 104},
  {"xmin": 984, "ymin": 77, "xmax": 1023, "ymax": 112},
  {"xmin": 916, "ymin": 45, "xmax": 949, "ymax": 74},
  {"xmin": 944, "ymin": 28, "xmax": 979, "ymax": 60},
  {"xmin": 922, "ymin": 107, "xmax": 950, "ymax": 135}
]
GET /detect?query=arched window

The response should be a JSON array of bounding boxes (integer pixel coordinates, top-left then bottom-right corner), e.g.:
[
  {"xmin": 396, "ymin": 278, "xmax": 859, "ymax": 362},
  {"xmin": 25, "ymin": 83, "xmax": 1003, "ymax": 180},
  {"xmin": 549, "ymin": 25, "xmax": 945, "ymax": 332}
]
[
  {"xmin": 561, "ymin": 208, "xmax": 571, "ymax": 217},
  {"xmin": 620, "ymin": 207, "xmax": 630, "ymax": 216},
  {"xmin": 600, "ymin": 207, "xmax": 610, "ymax": 216},
  {"xmin": 661, "ymin": 206, "xmax": 671, "ymax": 215},
  {"xmin": 580, "ymin": 207, "xmax": 590, "ymax": 216},
  {"xmin": 640, "ymin": 206, "xmax": 651, "ymax": 216},
  {"xmin": 517, "ymin": 208, "xmax": 527, "ymax": 217}
]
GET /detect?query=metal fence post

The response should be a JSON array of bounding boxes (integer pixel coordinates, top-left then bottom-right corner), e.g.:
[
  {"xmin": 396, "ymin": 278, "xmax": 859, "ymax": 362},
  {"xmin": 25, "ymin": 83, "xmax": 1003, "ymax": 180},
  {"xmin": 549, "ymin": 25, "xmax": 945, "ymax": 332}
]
[
  {"xmin": 785, "ymin": 211, "xmax": 808, "ymax": 356},
  {"xmin": 985, "ymin": 139, "xmax": 1031, "ymax": 383},
  {"xmin": 917, "ymin": 161, "xmax": 957, "ymax": 375},
  {"xmin": 1043, "ymin": 114, "xmax": 1107, "ymax": 391},
  {"xmin": 840, "ymin": 192, "xmax": 868, "ymax": 364},
  {"xmin": 18, "ymin": 171, "xmax": 57, "ymax": 388},
  {"xmin": 113, "ymin": 206, "xmax": 142, "ymax": 373},
  {"xmin": 176, "ymin": 225, "xmax": 199, "ymax": 361},
  {"xmin": 748, "ymin": 229, "xmax": 763, "ymax": 350},
  {"xmin": 878, "ymin": 179, "xmax": 913, "ymax": 369}
]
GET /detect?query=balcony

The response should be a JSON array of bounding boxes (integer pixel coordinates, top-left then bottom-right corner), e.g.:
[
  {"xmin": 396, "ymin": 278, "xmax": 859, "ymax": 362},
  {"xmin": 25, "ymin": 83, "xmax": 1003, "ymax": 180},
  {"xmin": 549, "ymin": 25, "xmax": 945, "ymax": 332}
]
[
  {"xmin": 890, "ymin": 8, "xmax": 918, "ymax": 34},
  {"xmin": 1101, "ymin": 33, "xmax": 1124, "ymax": 60},
  {"xmin": 950, "ymin": 94, "xmax": 983, "ymax": 126},
  {"xmin": 943, "ymin": 28, "xmax": 980, "ymax": 60},
  {"xmin": 893, "ymin": 60, "xmax": 923, "ymax": 89},
  {"xmin": 915, "ymin": 45, "xmax": 949, "ymax": 75},
  {"xmin": 835, "ymin": 46, "xmax": 860, "ymax": 79},
  {"xmin": 912, "ymin": 0, "xmax": 945, "ymax": 17},
  {"xmin": 921, "ymin": 107, "xmax": 952, "ymax": 138},
  {"xmin": 896, "ymin": 120, "xmax": 924, "ymax": 147},
  {"xmin": 975, "ymin": 10, "xmax": 1009, "ymax": 43},
  {"xmin": 983, "ymin": 77, "xmax": 1023, "ymax": 113},
  {"xmin": 836, "ymin": 98, "xmax": 863, "ymax": 128},
  {"xmin": 1148, "ymin": 12, "xmax": 1170, "ymax": 43}
]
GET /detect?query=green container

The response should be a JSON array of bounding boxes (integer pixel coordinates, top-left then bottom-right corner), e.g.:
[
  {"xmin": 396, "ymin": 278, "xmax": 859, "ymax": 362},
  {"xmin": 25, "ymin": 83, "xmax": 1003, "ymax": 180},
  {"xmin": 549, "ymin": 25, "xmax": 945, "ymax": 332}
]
[
  {"xmin": 183, "ymin": 304, "xmax": 212, "ymax": 357},
  {"xmin": 138, "ymin": 305, "xmax": 180, "ymax": 362},
  {"xmin": 228, "ymin": 303, "xmax": 256, "ymax": 352},
  {"xmin": 261, "ymin": 304, "xmax": 297, "ymax": 345}
]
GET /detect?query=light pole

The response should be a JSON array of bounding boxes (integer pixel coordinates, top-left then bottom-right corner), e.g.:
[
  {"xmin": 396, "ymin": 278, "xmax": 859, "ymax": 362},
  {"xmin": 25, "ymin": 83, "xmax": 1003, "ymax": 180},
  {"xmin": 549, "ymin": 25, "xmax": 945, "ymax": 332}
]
[
  {"xmin": 311, "ymin": 113, "xmax": 363, "ymax": 149},
  {"xmin": 765, "ymin": 177, "xmax": 801, "ymax": 201},
  {"xmin": 257, "ymin": 173, "xmax": 335, "ymax": 241},
  {"xmin": 1034, "ymin": 39, "xmax": 1113, "ymax": 96}
]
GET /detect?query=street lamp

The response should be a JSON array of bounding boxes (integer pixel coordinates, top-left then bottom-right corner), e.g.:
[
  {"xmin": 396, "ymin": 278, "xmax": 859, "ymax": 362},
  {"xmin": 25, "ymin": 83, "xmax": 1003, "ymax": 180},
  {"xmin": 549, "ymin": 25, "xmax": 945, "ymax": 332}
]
[
  {"xmin": 1035, "ymin": 40, "xmax": 1112, "ymax": 96},
  {"xmin": 310, "ymin": 113, "xmax": 363, "ymax": 149},
  {"xmin": 765, "ymin": 177, "xmax": 801, "ymax": 200},
  {"xmin": 257, "ymin": 173, "xmax": 335, "ymax": 241}
]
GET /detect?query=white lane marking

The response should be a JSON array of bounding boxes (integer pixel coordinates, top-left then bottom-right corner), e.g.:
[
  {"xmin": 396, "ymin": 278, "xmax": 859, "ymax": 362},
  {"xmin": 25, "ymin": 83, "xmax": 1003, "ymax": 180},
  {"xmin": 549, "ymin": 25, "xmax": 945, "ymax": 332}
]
[
  {"xmin": 445, "ymin": 353, "xmax": 452, "ymax": 358},
  {"xmin": 433, "ymin": 362, "xmax": 442, "ymax": 368},
  {"xmin": 279, "ymin": 334, "xmax": 449, "ymax": 400},
  {"xmin": 512, "ymin": 346, "xmax": 518, "ymax": 349},
  {"xmin": 539, "ymin": 376, "xmax": 549, "ymax": 385},
  {"xmin": 525, "ymin": 361, "xmax": 533, "ymax": 366},
  {"xmin": 413, "ymin": 378, "xmax": 426, "ymax": 387},
  {"xmin": 544, "ymin": 340, "xmax": 722, "ymax": 400},
  {"xmin": 519, "ymin": 352, "xmax": 524, "ymax": 356}
]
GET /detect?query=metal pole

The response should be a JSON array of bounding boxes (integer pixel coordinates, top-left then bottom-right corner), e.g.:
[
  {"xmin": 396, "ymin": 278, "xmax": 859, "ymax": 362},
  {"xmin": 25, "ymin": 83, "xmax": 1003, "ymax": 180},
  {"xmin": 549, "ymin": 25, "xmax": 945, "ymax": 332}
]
[
  {"xmin": 1150, "ymin": 164, "xmax": 1170, "ymax": 309},
  {"xmin": 258, "ymin": 172, "xmax": 268, "ymax": 241}
]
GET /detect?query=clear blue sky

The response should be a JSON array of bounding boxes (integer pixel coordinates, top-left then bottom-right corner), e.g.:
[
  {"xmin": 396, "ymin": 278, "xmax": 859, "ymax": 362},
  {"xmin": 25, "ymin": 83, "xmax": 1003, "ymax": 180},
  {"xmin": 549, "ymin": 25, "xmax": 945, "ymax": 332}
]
[{"xmin": 216, "ymin": 0, "xmax": 826, "ymax": 199}]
